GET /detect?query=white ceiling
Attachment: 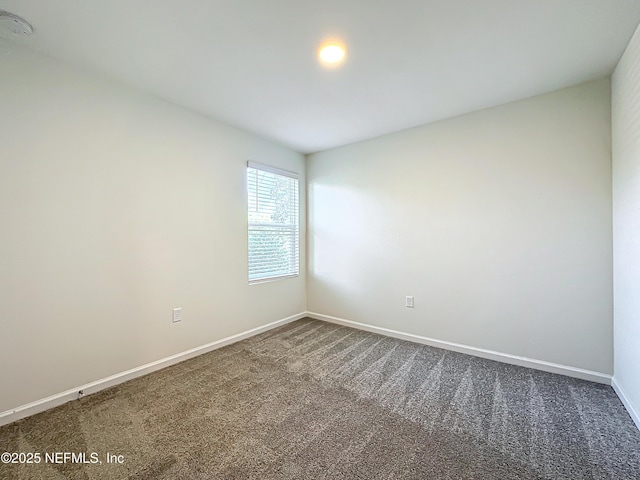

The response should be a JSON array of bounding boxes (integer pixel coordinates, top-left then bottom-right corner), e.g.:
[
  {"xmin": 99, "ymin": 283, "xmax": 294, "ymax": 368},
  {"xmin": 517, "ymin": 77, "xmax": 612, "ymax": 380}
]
[{"xmin": 1, "ymin": 1, "xmax": 640, "ymax": 154}]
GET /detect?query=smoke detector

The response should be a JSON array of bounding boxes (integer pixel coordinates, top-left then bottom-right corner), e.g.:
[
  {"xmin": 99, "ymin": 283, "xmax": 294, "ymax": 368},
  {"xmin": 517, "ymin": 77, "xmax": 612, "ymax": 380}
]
[{"xmin": 0, "ymin": 11, "xmax": 33, "ymax": 36}]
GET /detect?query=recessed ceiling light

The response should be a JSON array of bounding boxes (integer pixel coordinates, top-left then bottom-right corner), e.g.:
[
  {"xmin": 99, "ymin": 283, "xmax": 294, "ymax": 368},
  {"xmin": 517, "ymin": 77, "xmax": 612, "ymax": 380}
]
[
  {"xmin": 318, "ymin": 42, "xmax": 346, "ymax": 66},
  {"xmin": 0, "ymin": 10, "xmax": 33, "ymax": 36}
]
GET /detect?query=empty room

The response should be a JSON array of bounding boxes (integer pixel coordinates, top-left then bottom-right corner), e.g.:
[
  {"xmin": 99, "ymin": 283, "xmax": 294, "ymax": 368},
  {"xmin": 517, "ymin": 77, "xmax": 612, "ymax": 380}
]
[{"xmin": 1, "ymin": 1, "xmax": 640, "ymax": 479}]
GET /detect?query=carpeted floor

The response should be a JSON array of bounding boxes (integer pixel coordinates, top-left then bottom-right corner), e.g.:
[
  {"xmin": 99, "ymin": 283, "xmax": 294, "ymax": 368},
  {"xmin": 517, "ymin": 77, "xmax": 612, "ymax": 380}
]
[{"xmin": 1, "ymin": 318, "xmax": 639, "ymax": 479}]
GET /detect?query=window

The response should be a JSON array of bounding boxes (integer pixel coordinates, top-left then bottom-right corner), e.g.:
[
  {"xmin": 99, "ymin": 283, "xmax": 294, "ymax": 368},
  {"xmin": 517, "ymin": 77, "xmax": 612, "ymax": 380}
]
[{"xmin": 247, "ymin": 162, "xmax": 299, "ymax": 283}]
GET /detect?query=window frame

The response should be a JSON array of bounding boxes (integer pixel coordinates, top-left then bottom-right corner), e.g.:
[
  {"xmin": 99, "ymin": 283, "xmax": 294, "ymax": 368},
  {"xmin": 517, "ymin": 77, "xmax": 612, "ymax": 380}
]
[{"xmin": 247, "ymin": 161, "xmax": 300, "ymax": 284}]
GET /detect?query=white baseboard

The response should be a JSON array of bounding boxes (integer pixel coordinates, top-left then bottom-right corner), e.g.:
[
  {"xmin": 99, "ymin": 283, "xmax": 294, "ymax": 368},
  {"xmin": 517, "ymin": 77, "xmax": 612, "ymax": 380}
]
[
  {"xmin": 612, "ymin": 377, "xmax": 640, "ymax": 431},
  {"xmin": 0, "ymin": 312, "xmax": 306, "ymax": 427},
  {"xmin": 307, "ymin": 312, "xmax": 612, "ymax": 385}
]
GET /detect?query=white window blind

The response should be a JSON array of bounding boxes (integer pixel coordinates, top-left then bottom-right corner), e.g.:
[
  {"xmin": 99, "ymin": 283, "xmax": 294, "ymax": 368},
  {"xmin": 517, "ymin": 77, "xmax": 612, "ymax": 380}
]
[{"xmin": 247, "ymin": 162, "xmax": 299, "ymax": 284}]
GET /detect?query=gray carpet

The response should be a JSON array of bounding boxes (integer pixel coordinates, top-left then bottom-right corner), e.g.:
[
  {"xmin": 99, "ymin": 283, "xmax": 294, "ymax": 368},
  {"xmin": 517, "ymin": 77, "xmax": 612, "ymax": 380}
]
[{"xmin": 1, "ymin": 318, "xmax": 639, "ymax": 479}]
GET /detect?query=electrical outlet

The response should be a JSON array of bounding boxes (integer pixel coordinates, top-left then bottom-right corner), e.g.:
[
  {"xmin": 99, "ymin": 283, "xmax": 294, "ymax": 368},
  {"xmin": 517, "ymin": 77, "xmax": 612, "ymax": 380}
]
[
  {"xmin": 172, "ymin": 307, "xmax": 182, "ymax": 323},
  {"xmin": 406, "ymin": 296, "xmax": 414, "ymax": 308}
]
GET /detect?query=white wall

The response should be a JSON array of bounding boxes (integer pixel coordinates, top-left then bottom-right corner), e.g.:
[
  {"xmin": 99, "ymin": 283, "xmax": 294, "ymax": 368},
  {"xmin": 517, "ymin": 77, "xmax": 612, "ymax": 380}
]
[
  {"xmin": 307, "ymin": 79, "xmax": 613, "ymax": 374},
  {"xmin": 0, "ymin": 46, "xmax": 306, "ymax": 414},
  {"xmin": 612, "ymin": 23, "xmax": 640, "ymax": 425}
]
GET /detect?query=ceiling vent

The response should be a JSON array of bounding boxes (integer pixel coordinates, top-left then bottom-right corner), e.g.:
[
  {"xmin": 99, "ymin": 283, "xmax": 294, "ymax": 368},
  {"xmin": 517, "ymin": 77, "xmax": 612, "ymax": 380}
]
[{"xmin": 0, "ymin": 11, "xmax": 33, "ymax": 36}]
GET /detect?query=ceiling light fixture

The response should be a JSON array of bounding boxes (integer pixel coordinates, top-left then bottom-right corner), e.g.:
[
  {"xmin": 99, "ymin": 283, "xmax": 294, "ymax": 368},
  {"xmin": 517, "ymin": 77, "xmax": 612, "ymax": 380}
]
[
  {"xmin": 0, "ymin": 10, "xmax": 34, "ymax": 36},
  {"xmin": 318, "ymin": 42, "xmax": 346, "ymax": 66}
]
